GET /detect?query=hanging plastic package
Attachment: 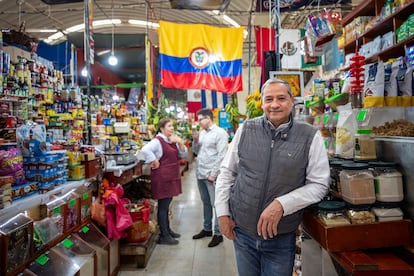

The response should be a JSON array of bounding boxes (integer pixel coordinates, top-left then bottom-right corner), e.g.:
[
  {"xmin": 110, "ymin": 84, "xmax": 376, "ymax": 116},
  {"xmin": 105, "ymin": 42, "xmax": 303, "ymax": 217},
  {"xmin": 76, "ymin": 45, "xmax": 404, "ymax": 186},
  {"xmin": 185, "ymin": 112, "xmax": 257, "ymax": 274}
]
[
  {"xmin": 384, "ymin": 60, "xmax": 399, "ymax": 106},
  {"xmin": 363, "ymin": 61, "xmax": 384, "ymax": 108},
  {"xmin": 396, "ymin": 57, "xmax": 413, "ymax": 106}
]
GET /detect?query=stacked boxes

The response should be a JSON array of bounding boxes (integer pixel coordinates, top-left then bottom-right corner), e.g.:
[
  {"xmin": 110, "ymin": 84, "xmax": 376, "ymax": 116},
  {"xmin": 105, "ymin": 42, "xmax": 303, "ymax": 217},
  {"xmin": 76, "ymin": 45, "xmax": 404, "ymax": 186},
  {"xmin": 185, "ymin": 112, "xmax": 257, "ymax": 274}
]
[
  {"xmin": 23, "ymin": 151, "xmax": 68, "ymax": 194},
  {"xmin": 0, "ymin": 175, "xmax": 13, "ymax": 209}
]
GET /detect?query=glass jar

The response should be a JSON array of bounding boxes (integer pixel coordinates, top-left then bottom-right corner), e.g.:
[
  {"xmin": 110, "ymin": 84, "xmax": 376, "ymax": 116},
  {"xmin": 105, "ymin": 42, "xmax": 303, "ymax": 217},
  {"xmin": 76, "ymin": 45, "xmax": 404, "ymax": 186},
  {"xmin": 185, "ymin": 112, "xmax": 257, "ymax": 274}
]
[
  {"xmin": 317, "ymin": 200, "xmax": 350, "ymax": 226},
  {"xmin": 346, "ymin": 203, "xmax": 375, "ymax": 224},
  {"xmin": 339, "ymin": 162, "xmax": 376, "ymax": 205},
  {"xmin": 354, "ymin": 129, "xmax": 377, "ymax": 161},
  {"xmin": 368, "ymin": 161, "xmax": 404, "ymax": 202},
  {"xmin": 371, "ymin": 201, "xmax": 403, "ymax": 222}
]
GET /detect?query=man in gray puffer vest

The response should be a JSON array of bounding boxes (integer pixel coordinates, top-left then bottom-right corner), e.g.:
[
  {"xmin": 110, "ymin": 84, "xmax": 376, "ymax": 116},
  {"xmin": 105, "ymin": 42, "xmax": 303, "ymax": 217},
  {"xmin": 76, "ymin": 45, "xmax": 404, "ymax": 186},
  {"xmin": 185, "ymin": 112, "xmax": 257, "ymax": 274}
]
[{"xmin": 215, "ymin": 78, "xmax": 329, "ymax": 276}]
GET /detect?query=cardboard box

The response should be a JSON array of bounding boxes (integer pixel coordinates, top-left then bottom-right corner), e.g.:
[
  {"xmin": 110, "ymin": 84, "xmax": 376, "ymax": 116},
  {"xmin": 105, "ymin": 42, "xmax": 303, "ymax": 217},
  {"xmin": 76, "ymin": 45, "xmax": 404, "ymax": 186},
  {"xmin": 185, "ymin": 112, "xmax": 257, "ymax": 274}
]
[
  {"xmin": 3, "ymin": 46, "xmax": 32, "ymax": 63},
  {"xmin": 83, "ymin": 158, "xmax": 100, "ymax": 179}
]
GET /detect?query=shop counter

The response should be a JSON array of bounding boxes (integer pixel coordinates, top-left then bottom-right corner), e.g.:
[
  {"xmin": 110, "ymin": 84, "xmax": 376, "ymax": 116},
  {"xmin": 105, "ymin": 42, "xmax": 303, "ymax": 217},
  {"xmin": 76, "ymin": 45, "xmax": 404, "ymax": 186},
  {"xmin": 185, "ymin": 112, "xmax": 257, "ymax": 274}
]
[{"xmin": 302, "ymin": 211, "xmax": 414, "ymax": 275}]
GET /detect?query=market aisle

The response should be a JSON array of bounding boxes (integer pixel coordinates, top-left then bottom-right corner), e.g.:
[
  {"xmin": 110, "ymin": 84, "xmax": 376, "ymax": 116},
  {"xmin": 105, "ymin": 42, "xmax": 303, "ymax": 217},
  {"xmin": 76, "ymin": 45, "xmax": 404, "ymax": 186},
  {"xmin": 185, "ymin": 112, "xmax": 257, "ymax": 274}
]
[{"xmin": 118, "ymin": 161, "xmax": 238, "ymax": 276}]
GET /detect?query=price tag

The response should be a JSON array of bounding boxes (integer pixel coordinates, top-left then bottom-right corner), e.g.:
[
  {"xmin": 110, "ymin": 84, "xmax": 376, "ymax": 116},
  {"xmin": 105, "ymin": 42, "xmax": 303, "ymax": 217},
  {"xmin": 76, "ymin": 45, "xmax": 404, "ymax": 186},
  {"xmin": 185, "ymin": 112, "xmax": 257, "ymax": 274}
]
[
  {"xmin": 334, "ymin": 113, "xmax": 339, "ymax": 120},
  {"xmin": 36, "ymin": 254, "xmax": 49, "ymax": 266},
  {"xmin": 53, "ymin": 207, "xmax": 60, "ymax": 215},
  {"xmin": 357, "ymin": 109, "xmax": 367, "ymax": 121},
  {"xmin": 69, "ymin": 199, "xmax": 76, "ymax": 207},
  {"xmin": 82, "ymin": 226, "xmax": 90, "ymax": 233},
  {"xmin": 83, "ymin": 193, "xmax": 89, "ymax": 200},
  {"xmin": 62, "ymin": 238, "xmax": 74, "ymax": 248},
  {"xmin": 323, "ymin": 115, "xmax": 329, "ymax": 124}
]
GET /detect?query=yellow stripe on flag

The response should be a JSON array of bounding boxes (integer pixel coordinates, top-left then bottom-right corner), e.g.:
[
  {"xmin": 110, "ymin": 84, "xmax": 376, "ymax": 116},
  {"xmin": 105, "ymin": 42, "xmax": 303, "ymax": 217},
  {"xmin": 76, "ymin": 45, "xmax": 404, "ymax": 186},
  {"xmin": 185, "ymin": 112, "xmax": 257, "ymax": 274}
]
[
  {"xmin": 146, "ymin": 37, "xmax": 153, "ymax": 101},
  {"xmin": 158, "ymin": 20, "xmax": 244, "ymax": 61}
]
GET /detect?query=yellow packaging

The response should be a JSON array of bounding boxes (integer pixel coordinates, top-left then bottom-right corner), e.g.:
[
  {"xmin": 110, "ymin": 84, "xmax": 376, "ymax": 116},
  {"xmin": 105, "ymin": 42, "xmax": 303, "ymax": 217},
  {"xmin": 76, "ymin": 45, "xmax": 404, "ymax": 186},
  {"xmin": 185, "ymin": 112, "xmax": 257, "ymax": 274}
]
[{"xmin": 69, "ymin": 165, "xmax": 85, "ymax": 181}]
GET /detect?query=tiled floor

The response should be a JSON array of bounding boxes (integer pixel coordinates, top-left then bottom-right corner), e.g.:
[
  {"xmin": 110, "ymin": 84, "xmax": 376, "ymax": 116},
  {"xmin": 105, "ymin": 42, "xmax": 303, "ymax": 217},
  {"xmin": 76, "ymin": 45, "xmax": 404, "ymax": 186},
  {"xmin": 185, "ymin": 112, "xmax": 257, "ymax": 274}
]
[{"xmin": 118, "ymin": 162, "xmax": 238, "ymax": 276}]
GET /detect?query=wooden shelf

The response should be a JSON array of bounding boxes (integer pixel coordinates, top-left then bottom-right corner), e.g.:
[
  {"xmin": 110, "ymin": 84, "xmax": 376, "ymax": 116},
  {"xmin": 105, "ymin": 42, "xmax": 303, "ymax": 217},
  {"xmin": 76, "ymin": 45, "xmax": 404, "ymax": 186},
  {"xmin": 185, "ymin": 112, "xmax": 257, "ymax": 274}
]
[
  {"xmin": 342, "ymin": 0, "xmax": 414, "ymax": 60},
  {"xmin": 342, "ymin": 0, "xmax": 378, "ymax": 26},
  {"xmin": 303, "ymin": 211, "xmax": 413, "ymax": 253},
  {"xmin": 343, "ymin": 1, "xmax": 414, "ymax": 53}
]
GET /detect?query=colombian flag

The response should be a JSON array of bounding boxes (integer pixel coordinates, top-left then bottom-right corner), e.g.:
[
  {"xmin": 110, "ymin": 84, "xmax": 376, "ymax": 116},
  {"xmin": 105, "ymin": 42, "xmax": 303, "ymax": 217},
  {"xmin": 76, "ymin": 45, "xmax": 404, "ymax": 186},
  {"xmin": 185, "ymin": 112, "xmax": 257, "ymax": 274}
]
[{"xmin": 158, "ymin": 21, "xmax": 244, "ymax": 93}]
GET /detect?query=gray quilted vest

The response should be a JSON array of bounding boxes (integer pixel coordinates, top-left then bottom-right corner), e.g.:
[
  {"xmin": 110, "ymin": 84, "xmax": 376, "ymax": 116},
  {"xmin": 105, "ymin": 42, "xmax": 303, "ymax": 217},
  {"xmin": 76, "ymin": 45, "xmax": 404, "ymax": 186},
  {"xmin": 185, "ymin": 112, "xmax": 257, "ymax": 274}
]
[{"xmin": 229, "ymin": 116, "xmax": 317, "ymax": 238}]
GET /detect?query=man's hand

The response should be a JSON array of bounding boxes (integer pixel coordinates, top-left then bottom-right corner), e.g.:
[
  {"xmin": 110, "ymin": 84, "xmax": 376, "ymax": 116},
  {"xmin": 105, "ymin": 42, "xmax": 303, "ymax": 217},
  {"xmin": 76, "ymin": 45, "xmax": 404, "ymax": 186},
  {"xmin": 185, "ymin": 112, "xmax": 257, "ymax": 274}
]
[
  {"xmin": 218, "ymin": 216, "xmax": 236, "ymax": 240},
  {"xmin": 257, "ymin": 199, "xmax": 284, "ymax": 240},
  {"xmin": 207, "ymin": 175, "xmax": 216, "ymax": 183}
]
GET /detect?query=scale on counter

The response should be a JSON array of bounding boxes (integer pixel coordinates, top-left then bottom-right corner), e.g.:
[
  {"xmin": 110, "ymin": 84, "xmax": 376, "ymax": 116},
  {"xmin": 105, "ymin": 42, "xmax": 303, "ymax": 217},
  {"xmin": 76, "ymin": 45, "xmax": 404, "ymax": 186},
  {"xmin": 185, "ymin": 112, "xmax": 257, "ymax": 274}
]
[{"xmin": 104, "ymin": 151, "xmax": 137, "ymax": 165}]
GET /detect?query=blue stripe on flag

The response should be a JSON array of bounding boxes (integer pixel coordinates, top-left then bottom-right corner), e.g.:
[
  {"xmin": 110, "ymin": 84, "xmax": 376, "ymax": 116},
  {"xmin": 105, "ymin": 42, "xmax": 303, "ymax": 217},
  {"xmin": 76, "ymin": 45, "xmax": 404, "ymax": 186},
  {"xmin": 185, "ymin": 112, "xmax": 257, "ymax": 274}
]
[
  {"xmin": 201, "ymin": 90, "xmax": 207, "ymax": 108},
  {"xmin": 222, "ymin": 93, "xmax": 228, "ymax": 107},
  {"xmin": 211, "ymin": 91, "xmax": 217, "ymax": 109},
  {"xmin": 160, "ymin": 54, "xmax": 242, "ymax": 77}
]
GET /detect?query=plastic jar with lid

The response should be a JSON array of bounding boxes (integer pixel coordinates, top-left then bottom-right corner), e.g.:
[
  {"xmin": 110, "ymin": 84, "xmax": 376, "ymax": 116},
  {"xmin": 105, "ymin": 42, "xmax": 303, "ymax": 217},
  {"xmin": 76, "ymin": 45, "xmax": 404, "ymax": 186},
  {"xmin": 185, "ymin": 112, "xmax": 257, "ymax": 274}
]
[
  {"xmin": 329, "ymin": 159, "xmax": 342, "ymax": 197},
  {"xmin": 346, "ymin": 203, "xmax": 375, "ymax": 224},
  {"xmin": 317, "ymin": 200, "xmax": 350, "ymax": 226},
  {"xmin": 339, "ymin": 162, "xmax": 376, "ymax": 205},
  {"xmin": 371, "ymin": 201, "xmax": 403, "ymax": 222},
  {"xmin": 329, "ymin": 159, "xmax": 353, "ymax": 198},
  {"xmin": 354, "ymin": 129, "xmax": 377, "ymax": 161},
  {"xmin": 368, "ymin": 161, "xmax": 404, "ymax": 202}
]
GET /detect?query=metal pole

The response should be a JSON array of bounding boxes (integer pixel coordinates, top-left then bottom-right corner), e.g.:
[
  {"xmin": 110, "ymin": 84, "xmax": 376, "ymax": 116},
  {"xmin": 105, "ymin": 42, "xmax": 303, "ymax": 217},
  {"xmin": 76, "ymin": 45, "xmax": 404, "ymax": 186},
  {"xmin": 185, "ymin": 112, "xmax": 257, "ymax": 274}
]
[
  {"xmin": 247, "ymin": 9, "xmax": 252, "ymax": 95},
  {"xmin": 274, "ymin": 0, "xmax": 281, "ymax": 71},
  {"xmin": 84, "ymin": 0, "xmax": 92, "ymax": 144}
]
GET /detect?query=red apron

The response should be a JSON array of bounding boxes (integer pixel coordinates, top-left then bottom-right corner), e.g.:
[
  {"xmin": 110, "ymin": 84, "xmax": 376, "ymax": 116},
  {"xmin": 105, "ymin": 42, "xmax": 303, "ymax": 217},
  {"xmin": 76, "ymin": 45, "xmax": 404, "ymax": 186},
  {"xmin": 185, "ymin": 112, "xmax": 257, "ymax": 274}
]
[{"xmin": 150, "ymin": 136, "xmax": 182, "ymax": 199}]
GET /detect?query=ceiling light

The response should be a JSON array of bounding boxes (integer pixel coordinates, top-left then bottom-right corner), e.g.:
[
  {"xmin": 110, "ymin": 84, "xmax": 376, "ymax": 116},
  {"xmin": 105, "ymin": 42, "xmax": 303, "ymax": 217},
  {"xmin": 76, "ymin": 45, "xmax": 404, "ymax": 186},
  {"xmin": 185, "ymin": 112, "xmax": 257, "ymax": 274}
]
[
  {"xmin": 66, "ymin": 24, "xmax": 84, "ymax": 33},
  {"xmin": 26, "ymin": 29, "xmax": 57, "ymax": 33},
  {"xmin": 97, "ymin": 49, "xmax": 111, "ymax": 56},
  {"xmin": 81, "ymin": 67, "xmax": 88, "ymax": 77},
  {"xmin": 108, "ymin": 54, "xmax": 118, "ymax": 66},
  {"xmin": 94, "ymin": 19, "xmax": 121, "ymax": 26},
  {"xmin": 128, "ymin": 20, "xmax": 159, "ymax": 29},
  {"xmin": 223, "ymin": 15, "xmax": 240, "ymax": 28},
  {"xmin": 108, "ymin": 0, "xmax": 118, "ymax": 67}
]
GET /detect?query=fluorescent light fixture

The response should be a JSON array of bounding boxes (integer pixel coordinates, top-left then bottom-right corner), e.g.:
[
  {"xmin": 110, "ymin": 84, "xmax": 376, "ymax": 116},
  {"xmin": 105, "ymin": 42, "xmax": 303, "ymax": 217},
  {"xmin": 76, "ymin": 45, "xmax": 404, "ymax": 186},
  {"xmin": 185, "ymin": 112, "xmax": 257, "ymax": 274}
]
[
  {"xmin": 210, "ymin": 10, "xmax": 248, "ymax": 39},
  {"xmin": 223, "ymin": 15, "xmax": 240, "ymax": 28},
  {"xmin": 26, "ymin": 29, "xmax": 57, "ymax": 33},
  {"xmin": 44, "ymin": 19, "xmax": 122, "ymax": 44},
  {"xmin": 66, "ymin": 24, "xmax": 84, "ymax": 33},
  {"xmin": 210, "ymin": 10, "xmax": 240, "ymax": 27},
  {"xmin": 97, "ymin": 49, "xmax": 111, "ymax": 56},
  {"xmin": 93, "ymin": 19, "xmax": 121, "ymax": 26},
  {"xmin": 44, "ymin": 31, "xmax": 65, "ymax": 43},
  {"xmin": 128, "ymin": 19, "xmax": 159, "ymax": 29}
]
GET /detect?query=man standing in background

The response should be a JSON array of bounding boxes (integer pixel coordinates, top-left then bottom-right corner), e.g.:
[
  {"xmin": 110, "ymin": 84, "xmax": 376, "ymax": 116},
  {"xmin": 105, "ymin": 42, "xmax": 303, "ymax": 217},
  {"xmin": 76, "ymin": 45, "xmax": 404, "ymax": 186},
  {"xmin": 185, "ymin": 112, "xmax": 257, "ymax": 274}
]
[{"xmin": 192, "ymin": 108, "xmax": 229, "ymax": 247}]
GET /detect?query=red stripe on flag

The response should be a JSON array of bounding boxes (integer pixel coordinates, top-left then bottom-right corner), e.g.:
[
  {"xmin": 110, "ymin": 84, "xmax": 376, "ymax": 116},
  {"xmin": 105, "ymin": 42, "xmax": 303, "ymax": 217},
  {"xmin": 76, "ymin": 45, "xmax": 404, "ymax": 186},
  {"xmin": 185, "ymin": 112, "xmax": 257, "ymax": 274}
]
[
  {"xmin": 161, "ymin": 70, "xmax": 242, "ymax": 93},
  {"xmin": 187, "ymin": 101, "xmax": 202, "ymax": 114}
]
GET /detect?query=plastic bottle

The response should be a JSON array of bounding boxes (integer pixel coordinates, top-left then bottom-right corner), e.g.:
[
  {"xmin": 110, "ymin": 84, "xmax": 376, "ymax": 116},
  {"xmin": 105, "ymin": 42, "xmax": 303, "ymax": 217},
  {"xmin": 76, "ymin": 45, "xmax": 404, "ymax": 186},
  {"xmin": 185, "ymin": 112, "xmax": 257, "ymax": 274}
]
[{"xmin": 354, "ymin": 129, "xmax": 377, "ymax": 161}]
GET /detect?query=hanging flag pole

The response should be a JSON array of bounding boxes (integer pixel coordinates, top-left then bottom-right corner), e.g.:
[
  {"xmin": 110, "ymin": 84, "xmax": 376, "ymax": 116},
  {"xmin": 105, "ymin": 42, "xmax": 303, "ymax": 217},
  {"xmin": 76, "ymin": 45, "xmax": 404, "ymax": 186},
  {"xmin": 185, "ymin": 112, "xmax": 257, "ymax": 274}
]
[
  {"xmin": 84, "ymin": 0, "xmax": 93, "ymax": 144},
  {"xmin": 274, "ymin": 0, "xmax": 282, "ymax": 71}
]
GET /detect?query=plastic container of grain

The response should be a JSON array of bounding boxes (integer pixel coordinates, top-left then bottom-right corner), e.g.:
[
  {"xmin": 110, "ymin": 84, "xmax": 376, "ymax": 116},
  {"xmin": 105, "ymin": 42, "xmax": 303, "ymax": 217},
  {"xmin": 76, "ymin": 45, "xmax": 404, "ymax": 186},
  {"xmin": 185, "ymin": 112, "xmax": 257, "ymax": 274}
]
[
  {"xmin": 317, "ymin": 200, "xmax": 350, "ymax": 226},
  {"xmin": 339, "ymin": 162, "xmax": 376, "ymax": 205},
  {"xmin": 368, "ymin": 161, "xmax": 404, "ymax": 202},
  {"xmin": 371, "ymin": 201, "xmax": 403, "ymax": 222}
]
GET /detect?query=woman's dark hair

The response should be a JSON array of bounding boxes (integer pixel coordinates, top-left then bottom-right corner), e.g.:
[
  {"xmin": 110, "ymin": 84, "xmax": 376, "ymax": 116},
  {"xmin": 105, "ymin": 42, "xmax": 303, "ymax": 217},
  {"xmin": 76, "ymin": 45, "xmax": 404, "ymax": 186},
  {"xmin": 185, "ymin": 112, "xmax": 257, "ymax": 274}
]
[
  {"xmin": 196, "ymin": 108, "xmax": 213, "ymax": 120},
  {"xmin": 157, "ymin": 118, "xmax": 172, "ymax": 133}
]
